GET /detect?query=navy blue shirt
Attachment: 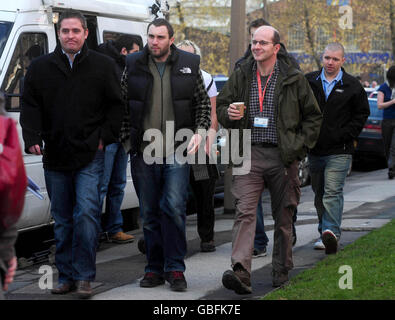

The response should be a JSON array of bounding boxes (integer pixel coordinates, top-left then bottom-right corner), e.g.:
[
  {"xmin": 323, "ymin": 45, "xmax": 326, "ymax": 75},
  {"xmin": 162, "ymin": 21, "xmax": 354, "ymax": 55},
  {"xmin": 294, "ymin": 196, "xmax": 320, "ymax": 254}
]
[{"xmin": 378, "ymin": 82, "xmax": 395, "ymax": 119}]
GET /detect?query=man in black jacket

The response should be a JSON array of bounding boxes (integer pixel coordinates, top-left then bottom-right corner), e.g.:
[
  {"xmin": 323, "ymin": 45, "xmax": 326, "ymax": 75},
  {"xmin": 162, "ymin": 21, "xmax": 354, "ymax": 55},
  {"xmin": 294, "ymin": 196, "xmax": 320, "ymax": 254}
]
[
  {"xmin": 125, "ymin": 19, "xmax": 211, "ymax": 292},
  {"xmin": 20, "ymin": 10, "xmax": 124, "ymax": 298},
  {"xmin": 97, "ymin": 35, "xmax": 141, "ymax": 244},
  {"xmin": 305, "ymin": 42, "xmax": 369, "ymax": 254}
]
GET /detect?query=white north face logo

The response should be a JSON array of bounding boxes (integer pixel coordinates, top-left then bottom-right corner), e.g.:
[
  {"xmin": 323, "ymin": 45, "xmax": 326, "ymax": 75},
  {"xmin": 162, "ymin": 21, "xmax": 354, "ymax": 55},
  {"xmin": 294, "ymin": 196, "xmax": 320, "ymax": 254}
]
[{"xmin": 180, "ymin": 67, "xmax": 191, "ymax": 74}]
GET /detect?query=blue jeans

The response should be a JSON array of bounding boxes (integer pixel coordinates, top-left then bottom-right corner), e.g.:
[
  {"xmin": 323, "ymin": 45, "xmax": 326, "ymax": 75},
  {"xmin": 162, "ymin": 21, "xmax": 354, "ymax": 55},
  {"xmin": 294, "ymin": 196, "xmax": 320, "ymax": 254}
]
[
  {"xmin": 44, "ymin": 151, "xmax": 104, "ymax": 283},
  {"xmin": 254, "ymin": 194, "xmax": 269, "ymax": 250},
  {"xmin": 100, "ymin": 143, "xmax": 128, "ymax": 235},
  {"xmin": 309, "ymin": 154, "xmax": 352, "ymax": 238},
  {"xmin": 131, "ymin": 153, "xmax": 190, "ymax": 274}
]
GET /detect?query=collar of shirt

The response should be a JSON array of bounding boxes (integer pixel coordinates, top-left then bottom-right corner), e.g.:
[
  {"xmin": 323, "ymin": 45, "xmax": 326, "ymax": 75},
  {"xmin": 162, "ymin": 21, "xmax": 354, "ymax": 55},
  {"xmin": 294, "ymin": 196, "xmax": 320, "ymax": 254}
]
[
  {"xmin": 61, "ymin": 48, "xmax": 81, "ymax": 68},
  {"xmin": 318, "ymin": 68, "xmax": 343, "ymax": 100}
]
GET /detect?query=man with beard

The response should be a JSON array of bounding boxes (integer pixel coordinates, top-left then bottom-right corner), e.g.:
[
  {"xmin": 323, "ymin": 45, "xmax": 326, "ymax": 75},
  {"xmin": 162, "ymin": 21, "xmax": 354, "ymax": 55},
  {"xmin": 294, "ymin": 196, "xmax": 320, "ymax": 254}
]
[{"xmin": 124, "ymin": 18, "xmax": 211, "ymax": 292}]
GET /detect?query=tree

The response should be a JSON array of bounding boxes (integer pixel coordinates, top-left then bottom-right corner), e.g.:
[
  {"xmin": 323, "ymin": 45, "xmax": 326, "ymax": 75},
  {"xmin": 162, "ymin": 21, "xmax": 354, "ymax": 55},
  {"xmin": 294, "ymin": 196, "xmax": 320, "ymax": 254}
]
[
  {"xmin": 390, "ymin": 0, "xmax": 395, "ymax": 63},
  {"xmin": 169, "ymin": 0, "xmax": 232, "ymax": 75}
]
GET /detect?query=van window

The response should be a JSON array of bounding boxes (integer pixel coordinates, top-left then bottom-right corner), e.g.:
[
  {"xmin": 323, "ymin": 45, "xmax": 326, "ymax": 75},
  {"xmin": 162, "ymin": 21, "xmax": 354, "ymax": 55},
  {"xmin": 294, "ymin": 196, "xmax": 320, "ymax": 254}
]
[
  {"xmin": 1, "ymin": 33, "xmax": 48, "ymax": 111},
  {"xmin": 103, "ymin": 31, "xmax": 143, "ymax": 49},
  {"xmin": 0, "ymin": 21, "xmax": 13, "ymax": 58}
]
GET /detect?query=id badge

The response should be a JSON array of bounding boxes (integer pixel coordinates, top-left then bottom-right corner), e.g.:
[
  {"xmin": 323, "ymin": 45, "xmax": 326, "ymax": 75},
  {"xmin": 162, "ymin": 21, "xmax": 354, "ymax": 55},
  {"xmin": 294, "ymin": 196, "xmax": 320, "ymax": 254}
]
[{"xmin": 254, "ymin": 117, "xmax": 269, "ymax": 128}]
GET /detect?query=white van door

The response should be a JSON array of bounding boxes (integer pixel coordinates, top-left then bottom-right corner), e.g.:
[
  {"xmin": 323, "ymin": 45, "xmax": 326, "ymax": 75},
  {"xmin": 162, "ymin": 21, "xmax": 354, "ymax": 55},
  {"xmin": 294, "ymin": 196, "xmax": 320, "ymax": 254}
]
[{"xmin": 1, "ymin": 24, "xmax": 56, "ymax": 232}]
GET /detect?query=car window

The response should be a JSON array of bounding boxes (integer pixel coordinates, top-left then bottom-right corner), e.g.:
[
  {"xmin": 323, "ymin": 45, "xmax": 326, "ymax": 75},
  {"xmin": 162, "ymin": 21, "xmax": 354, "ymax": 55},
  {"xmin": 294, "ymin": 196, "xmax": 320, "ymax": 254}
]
[{"xmin": 368, "ymin": 99, "xmax": 383, "ymax": 119}]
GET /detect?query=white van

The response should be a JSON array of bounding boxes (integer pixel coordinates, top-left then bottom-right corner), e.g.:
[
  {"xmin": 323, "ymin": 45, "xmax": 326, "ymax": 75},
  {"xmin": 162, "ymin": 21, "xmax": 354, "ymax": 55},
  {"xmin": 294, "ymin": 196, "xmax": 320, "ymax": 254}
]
[{"xmin": 0, "ymin": 0, "xmax": 167, "ymax": 232}]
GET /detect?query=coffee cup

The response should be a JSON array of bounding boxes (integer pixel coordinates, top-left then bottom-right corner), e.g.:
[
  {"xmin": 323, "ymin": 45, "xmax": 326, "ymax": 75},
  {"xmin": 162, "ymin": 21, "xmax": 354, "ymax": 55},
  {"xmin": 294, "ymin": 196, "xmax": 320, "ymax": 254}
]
[{"xmin": 233, "ymin": 102, "xmax": 245, "ymax": 117}]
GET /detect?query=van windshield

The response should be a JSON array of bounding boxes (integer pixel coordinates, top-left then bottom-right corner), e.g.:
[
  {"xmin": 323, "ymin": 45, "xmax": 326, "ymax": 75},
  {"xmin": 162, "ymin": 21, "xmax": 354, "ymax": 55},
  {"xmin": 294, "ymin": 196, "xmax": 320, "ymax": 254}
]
[{"xmin": 0, "ymin": 21, "xmax": 13, "ymax": 58}]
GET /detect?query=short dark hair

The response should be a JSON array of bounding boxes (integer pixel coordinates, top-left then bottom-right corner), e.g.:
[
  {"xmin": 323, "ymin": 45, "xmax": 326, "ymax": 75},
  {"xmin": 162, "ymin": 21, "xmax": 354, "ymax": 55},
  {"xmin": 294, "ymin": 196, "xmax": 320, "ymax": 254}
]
[
  {"xmin": 272, "ymin": 29, "xmax": 280, "ymax": 45},
  {"xmin": 114, "ymin": 35, "xmax": 142, "ymax": 52},
  {"xmin": 58, "ymin": 10, "xmax": 87, "ymax": 30},
  {"xmin": 248, "ymin": 18, "xmax": 271, "ymax": 35},
  {"xmin": 387, "ymin": 65, "xmax": 395, "ymax": 88},
  {"xmin": 147, "ymin": 18, "xmax": 174, "ymax": 38}
]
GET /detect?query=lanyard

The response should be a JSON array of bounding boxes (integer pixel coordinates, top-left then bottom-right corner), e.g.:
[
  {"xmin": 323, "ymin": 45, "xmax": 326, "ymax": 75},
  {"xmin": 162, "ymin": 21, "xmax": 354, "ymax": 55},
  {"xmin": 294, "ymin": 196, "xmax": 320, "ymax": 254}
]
[{"xmin": 257, "ymin": 68, "xmax": 274, "ymax": 113}]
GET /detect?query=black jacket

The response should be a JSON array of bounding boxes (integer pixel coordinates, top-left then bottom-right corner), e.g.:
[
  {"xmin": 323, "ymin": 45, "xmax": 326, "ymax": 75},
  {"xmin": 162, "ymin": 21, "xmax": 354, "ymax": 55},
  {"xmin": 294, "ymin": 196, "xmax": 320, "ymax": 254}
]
[
  {"xmin": 21, "ymin": 43, "xmax": 124, "ymax": 171},
  {"xmin": 125, "ymin": 44, "xmax": 204, "ymax": 154},
  {"xmin": 305, "ymin": 68, "xmax": 370, "ymax": 156},
  {"xmin": 97, "ymin": 40, "xmax": 125, "ymax": 79}
]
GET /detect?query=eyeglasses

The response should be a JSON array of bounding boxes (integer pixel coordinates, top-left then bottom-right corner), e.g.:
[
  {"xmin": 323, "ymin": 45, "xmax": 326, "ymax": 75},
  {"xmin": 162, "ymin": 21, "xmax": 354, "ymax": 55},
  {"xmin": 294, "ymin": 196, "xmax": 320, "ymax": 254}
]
[{"xmin": 251, "ymin": 40, "xmax": 276, "ymax": 46}]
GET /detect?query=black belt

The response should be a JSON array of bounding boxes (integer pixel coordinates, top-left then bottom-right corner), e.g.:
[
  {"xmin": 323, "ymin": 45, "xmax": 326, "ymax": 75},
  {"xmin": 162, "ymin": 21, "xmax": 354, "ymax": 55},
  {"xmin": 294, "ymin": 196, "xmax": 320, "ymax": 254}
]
[{"xmin": 252, "ymin": 142, "xmax": 278, "ymax": 148}]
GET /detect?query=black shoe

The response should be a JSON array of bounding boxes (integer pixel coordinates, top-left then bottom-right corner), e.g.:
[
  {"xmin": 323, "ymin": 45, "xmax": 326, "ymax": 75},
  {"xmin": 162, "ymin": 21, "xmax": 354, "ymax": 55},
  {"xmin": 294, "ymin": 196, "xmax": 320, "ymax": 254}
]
[
  {"xmin": 388, "ymin": 169, "xmax": 394, "ymax": 180},
  {"xmin": 252, "ymin": 247, "xmax": 267, "ymax": 258},
  {"xmin": 74, "ymin": 280, "xmax": 92, "ymax": 299},
  {"xmin": 138, "ymin": 237, "xmax": 146, "ymax": 254},
  {"xmin": 200, "ymin": 240, "xmax": 216, "ymax": 252},
  {"xmin": 222, "ymin": 264, "xmax": 252, "ymax": 295},
  {"xmin": 272, "ymin": 270, "xmax": 289, "ymax": 287},
  {"xmin": 140, "ymin": 272, "xmax": 165, "ymax": 288},
  {"xmin": 292, "ymin": 222, "xmax": 297, "ymax": 246},
  {"xmin": 51, "ymin": 282, "xmax": 76, "ymax": 294},
  {"xmin": 165, "ymin": 271, "xmax": 187, "ymax": 292},
  {"xmin": 322, "ymin": 229, "xmax": 338, "ymax": 254}
]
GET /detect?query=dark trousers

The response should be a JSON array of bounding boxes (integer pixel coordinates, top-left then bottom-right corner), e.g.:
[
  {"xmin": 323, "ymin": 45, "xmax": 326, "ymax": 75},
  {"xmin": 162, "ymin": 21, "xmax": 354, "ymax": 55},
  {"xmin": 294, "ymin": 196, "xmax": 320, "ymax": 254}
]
[
  {"xmin": 231, "ymin": 146, "xmax": 300, "ymax": 274},
  {"xmin": 131, "ymin": 153, "xmax": 190, "ymax": 273},
  {"xmin": 382, "ymin": 118, "xmax": 395, "ymax": 171},
  {"xmin": 189, "ymin": 172, "xmax": 217, "ymax": 243}
]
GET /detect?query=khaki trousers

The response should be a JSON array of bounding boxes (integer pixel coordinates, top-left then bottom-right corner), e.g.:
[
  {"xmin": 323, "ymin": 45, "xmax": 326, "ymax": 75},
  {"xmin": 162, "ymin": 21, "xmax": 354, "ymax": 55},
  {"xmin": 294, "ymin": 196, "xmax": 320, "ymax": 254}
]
[{"xmin": 231, "ymin": 146, "xmax": 300, "ymax": 274}]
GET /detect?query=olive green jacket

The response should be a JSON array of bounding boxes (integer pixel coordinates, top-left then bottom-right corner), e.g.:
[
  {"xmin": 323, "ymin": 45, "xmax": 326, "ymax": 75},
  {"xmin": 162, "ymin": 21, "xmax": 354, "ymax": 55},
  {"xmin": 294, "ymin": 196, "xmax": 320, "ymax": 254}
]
[{"xmin": 216, "ymin": 55, "xmax": 322, "ymax": 166}]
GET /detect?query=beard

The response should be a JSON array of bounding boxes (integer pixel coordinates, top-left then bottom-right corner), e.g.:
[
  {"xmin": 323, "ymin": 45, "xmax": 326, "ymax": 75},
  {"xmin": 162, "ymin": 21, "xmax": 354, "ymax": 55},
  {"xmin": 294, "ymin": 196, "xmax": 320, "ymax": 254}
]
[{"xmin": 148, "ymin": 45, "xmax": 170, "ymax": 60}]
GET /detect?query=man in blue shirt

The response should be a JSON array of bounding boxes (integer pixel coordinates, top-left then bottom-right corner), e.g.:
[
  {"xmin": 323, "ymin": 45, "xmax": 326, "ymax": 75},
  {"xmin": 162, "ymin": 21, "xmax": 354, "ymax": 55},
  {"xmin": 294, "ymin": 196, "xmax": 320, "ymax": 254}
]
[{"xmin": 305, "ymin": 42, "xmax": 369, "ymax": 255}]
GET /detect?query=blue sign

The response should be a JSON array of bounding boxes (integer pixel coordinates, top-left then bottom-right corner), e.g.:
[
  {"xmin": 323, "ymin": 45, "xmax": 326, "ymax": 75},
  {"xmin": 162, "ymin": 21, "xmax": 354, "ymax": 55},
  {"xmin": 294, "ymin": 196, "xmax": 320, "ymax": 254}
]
[{"xmin": 327, "ymin": 0, "xmax": 350, "ymax": 5}]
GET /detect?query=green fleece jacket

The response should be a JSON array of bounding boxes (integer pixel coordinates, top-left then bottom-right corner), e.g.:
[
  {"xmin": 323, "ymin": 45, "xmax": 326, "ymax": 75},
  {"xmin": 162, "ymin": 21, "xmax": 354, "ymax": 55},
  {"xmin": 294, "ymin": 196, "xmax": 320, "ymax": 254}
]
[{"xmin": 216, "ymin": 55, "xmax": 322, "ymax": 166}]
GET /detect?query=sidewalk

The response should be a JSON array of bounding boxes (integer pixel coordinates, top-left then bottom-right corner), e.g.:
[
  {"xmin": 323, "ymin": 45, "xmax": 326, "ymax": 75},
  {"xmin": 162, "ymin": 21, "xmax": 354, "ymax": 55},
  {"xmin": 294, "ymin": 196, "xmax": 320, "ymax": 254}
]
[{"xmin": 5, "ymin": 169, "xmax": 395, "ymax": 300}]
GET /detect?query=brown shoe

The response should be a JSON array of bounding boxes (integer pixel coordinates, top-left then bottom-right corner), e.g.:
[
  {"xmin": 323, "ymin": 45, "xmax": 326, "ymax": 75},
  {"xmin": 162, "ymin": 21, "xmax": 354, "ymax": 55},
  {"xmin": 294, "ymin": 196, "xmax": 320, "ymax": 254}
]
[
  {"xmin": 222, "ymin": 264, "xmax": 252, "ymax": 294},
  {"xmin": 51, "ymin": 282, "xmax": 76, "ymax": 294},
  {"xmin": 74, "ymin": 280, "xmax": 92, "ymax": 299},
  {"xmin": 110, "ymin": 231, "xmax": 135, "ymax": 244},
  {"xmin": 272, "ymin": 270, "xmax": 289, "ymax": 287}
]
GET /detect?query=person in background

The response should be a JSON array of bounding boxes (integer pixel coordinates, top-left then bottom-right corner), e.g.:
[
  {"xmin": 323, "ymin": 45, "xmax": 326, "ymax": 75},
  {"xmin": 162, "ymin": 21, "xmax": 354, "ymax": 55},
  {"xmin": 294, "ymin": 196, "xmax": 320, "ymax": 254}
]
[
  {"xmin": 97, "ymin": 35, "xmax": 142, "ymax": 244},
  {"xmin": 20, "ymin": 10, "xmax": 124, "ymax": 299},
  {"xmin": 176, "ymin": 39, "xmax": 219, "ymax": 253},
  {"xmin": 377, "ymin": 66, "xmax": 395, "ymax": 180},
  {"xmin": 0, "ymin": 92, "xmax": 19, "ymax": 300},
  {"xmin": 306, "ymin": 42, "xmax": 369, "ymax": 254}
]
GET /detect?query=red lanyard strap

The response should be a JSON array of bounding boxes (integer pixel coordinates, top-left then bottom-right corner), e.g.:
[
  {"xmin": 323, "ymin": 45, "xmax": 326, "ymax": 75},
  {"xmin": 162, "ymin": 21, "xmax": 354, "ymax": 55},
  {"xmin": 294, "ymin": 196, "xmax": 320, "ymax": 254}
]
[{"xmin": 257, "ymin": 68, "xmax": 274, "ymax": 113}]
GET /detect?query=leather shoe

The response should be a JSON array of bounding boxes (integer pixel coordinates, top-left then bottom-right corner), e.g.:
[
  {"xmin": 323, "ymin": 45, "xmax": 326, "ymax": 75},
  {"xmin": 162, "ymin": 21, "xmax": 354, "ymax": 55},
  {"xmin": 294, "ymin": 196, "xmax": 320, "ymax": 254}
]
[
  {"xmin": 74, "ymin": 280, "xmax": 92, "ymax": 299},
  {"xmin": 51, "ymin": 282, "xmax": 76, "ymax": 294}
]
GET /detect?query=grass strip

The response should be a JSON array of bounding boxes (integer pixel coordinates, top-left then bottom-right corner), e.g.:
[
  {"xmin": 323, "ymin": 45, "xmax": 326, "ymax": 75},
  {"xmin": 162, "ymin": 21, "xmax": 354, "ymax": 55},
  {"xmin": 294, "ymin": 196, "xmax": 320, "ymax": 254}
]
[{"xmin": 263, "ymin": 219, "xmax": 395, "ymax": 300}]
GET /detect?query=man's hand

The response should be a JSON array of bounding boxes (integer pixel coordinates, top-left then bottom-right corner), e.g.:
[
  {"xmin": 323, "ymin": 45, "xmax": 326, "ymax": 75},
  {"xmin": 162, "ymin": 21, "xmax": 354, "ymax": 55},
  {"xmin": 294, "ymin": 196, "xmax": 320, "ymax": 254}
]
[
  {"xmin": 28, "ymin": 145, "xmax": 42, "ymax": 155},
  {"xmin": 204, "ymin": 128, "xmax": 217, "ymax": 156},
  {"xmin": 227, "ymin": 103, "xmax": 245, "ymax": 120},
  {"xmin": 187, "ymin": 133, "xmax": 203, "ymax": 155},
  {"xmin": 98, "ymin": 139, "xmax": 104, "ymax": 151},
  {"xmin": 3, "ymin": 256, "xmax": 17, "ymax": 291}
]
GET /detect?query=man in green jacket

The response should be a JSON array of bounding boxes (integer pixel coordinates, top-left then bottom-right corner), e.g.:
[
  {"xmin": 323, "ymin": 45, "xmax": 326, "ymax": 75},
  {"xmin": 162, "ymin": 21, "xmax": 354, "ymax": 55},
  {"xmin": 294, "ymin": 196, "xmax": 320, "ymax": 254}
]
[{"xmin": 217, "ymin": 26, "xmax": 322, "ymax": 294}]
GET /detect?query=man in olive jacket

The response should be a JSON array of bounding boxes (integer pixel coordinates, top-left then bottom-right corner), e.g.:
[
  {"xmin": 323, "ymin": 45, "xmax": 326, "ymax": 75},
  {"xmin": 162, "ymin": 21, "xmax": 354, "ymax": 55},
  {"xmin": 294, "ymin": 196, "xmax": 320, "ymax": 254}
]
[{"xmin": 217, "ymin": 26, "xmax": 322, "ymax": 294}]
